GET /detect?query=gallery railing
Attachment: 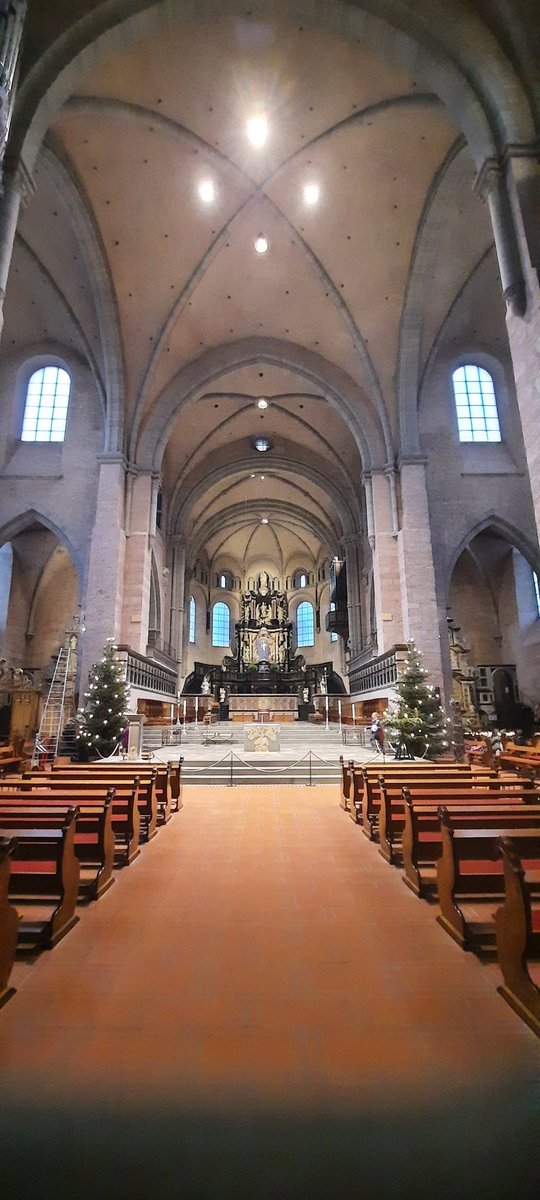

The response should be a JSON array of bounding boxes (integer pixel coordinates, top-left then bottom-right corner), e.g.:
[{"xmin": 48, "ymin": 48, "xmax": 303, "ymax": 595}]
[
  {"xmin": 115, "ymin": 646, "xmax": 177, "ymax": 696},
  {"xmin": 348, "ymin": 644, "xmax": 409, "ymax": 695}
]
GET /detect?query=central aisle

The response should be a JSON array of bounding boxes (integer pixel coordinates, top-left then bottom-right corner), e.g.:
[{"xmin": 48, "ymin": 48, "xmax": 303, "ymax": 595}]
[{"xmin": 1, "ymin": 786, "xmax": 538, "ymax": 1197}]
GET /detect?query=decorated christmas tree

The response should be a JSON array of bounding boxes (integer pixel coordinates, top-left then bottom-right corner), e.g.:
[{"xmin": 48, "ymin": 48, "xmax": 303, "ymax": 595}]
[
  {"xmin": 383, "ymin": 640, "xmax": 448, "ymax": 758},
  {"xmin": 78, "ymin": 640, "xmax": 129, "ymax": 758}
]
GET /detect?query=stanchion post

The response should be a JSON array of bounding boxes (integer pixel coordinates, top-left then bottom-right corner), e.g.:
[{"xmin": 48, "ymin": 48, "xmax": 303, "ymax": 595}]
[{"xmin": 229, "ymin": 751, "xmax": 234, "ymax": 787}]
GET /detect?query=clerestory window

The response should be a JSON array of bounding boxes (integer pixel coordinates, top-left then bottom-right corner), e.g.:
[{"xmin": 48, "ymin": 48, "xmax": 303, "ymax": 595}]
[
  {"xmin": 212, "ymin": 601, "xmax": 230, "ymax": 647},
  {"xmin": 452, "ymin": 365, "xmax": 501, "ymax": 443},
  {"xmin": 296, "ymin": 601, "xmax": 314, "ymax": 647},
  {"xmin": 21, "ymin": 366, "xmax": 71, "ymax": 442}
]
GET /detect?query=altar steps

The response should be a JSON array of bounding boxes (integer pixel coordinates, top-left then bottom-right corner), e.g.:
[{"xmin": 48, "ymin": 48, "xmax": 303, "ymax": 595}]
[{"xmin": 142, "ymin": 722, "xmax": 344, "ymax": 752}]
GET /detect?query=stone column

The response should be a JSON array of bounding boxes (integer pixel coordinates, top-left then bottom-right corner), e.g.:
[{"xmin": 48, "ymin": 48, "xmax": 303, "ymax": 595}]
[
  {"xmin": 343, "ymin": 534, "xmax": 363, "ymax": 657},
  {"xmin": 368, "ymin": 469, "xmax": 404, "ymax": 653},
  {"xmin": 168, "ymin": 535, "xmax": 186, "ymax": 675},
  {"xmin": 503, "ymin": 153, "xmax": 540, "ymax": 542},
  {"xmin": 79, "ymin": 456, "xmax": 127, "ymax": 689},
  {"xmin": 397, "ymin": 459, "xmax": 443, "ymax": 687},
  {"xmin": 120, "ymin": 470, "xmax": 153, "ymax": 653},
  {"xmin": 0, "ymin": 160, "xmax": 32, "ymax": 338}
]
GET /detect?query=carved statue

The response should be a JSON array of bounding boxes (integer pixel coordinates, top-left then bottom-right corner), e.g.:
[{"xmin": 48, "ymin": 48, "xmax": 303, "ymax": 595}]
[{"xmin": 201, "ymin": 673, "xmax": 211, "ymax": 695}]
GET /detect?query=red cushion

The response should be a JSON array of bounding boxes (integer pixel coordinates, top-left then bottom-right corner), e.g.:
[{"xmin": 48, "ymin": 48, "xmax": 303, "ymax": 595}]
[{"xmin": 10, "ymin": 860, "xmax": 56, "ymax": 873}]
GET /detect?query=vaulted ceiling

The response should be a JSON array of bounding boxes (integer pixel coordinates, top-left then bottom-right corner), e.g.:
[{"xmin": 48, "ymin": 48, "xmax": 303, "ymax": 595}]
[{"xmin": 6, "ymin": 0, "xmax": 530, "ymax": 572}]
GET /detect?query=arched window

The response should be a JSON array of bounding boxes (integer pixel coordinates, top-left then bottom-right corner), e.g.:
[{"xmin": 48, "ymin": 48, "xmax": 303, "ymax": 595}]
[
  {"xmin": 452, "ymin": 365, "xmax": 501, "ymax": 443},
  {"xmin": 21, "ymin": 366, "xmax": 71, "ymax": 442},
  {"xmin": 329, "ymin": 601, "xmax": 338, "ymax": 641},
  {"xmin": 217, "ymin": 571, "xmax": 233, "ymax": 589},
  {"xmin": 296, "ymin": 601, "xmax": 314, "ymax": 647},
  {"xmin": 189, "ymin": 595, "xmax": 196, "ymax": 643},
  {"xmin": 293, "ymin": 570, "xmax": 308, "ymax": 589},
  {"xmin": 533, "ymin": 572, "xmax": 540, "ymax": 619},
  {"xmin": 212, "ymin": 601, "xmax": 230, "ymax": 647}
]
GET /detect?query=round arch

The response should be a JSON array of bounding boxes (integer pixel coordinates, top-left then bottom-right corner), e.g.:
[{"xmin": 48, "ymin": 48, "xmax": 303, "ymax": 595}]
[
  {"xmin": 137, "ymin": 337, "xmax": 386, "ymax": 471},
  {"xmin": 13, "ymin": 1, "xmax": 535, "ymax": 181}
]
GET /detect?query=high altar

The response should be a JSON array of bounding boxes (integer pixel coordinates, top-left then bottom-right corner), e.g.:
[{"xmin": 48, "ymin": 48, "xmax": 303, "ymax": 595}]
[{"xmin": 235, "ymin": 573, "xmax": 292, "ymax": 671}]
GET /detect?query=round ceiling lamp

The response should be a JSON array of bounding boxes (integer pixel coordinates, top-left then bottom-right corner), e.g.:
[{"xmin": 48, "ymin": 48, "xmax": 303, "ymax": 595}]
[
  {"xmin": 253, "ymin": 234, "xmax": 269, "ymax": 254},
  {"xmin": 303, "ymin": 182, "xmax": 320, "ymax": 205},
  {"xmin": 251, "ymin": 436, "xmax": 273, "ymax": 453},
  {"xmin": 198, "ymin": 179, "xmax": 215, "ymax": 203},
  {"xmin": 256, "ymin": 398, "xmax": 268, "ymax": 409},
  {"xmin": 247, "ymin": 113, "xmax": 268, "ymax": 148}
]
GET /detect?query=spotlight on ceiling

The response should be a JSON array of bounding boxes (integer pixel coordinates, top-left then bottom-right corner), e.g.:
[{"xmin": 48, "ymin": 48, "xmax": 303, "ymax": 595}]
[
  {"xmin": 252, "ymin": 436, "xmax": 273, "ymax": 453},
  {"xmin": 247, "ymin": 113, "xmax": 268, "ymax": 148},
  {"xmin": 303, "ymin": 182, "xmax": 320, "ymax": 205},
  {"xmin": 261, "ymin": 517, "xmax": 269, "ymax": 524},
  {"xmin": 253, "ymin": 234, "xmax": 269, "ymax": 255},
  {"xmin": 260, "ymin": 474, "xmax": 265, "ymax": 480},
  {"xmin": 198, "ymin": 179, "xmax": 215, "ymax": 203},
  {"xmin": 256, "ymin": 398, "xmax": 268, "ymax": 409}
]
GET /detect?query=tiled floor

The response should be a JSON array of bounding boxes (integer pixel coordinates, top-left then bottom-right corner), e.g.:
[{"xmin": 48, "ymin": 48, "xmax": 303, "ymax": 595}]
[{"xmin": 2, "ymin": 786, "xmax": 538, "ymax": 1197}]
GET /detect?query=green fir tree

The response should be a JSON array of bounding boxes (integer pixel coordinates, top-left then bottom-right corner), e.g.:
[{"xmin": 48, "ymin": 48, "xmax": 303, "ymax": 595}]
[
  {"xmin": 78, "ymin": 640, "xmax": 129, "ymax": 758},
  {"xmin": 383, "ymin": 641, "xmax": 448, "ymax": 758}
]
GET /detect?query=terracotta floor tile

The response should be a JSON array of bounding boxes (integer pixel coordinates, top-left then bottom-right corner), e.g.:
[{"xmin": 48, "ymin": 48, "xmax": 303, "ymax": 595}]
[{"xmin": 1, "ymin": 784, "xmax": 538, "ymax": 1117}]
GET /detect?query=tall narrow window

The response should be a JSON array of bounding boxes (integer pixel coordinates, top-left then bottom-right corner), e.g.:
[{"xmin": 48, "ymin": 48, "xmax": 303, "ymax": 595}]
[
  {"xmin": 189, "ymin": 595, "xmax": 196, "ymax": 643},
  {"xmin": 212, "ymin": 601, "xmax": 230, "ymax": 647},
  {"xmin": 452, "ymin": 365, "xmax": 501, "ymax": 443},
  {"xmin": 297, "ymin": 601, "xmax": 314, "ymax": 647},
  {"xmin": 329, "ymin": 601, "xmax": 338, "ymax": 641},
  {"xmin": 533, "ymin": 572, "xmax": 540, "ymax": 618},
  {"xmin": 21, "ymin": 366, "xmax": 71, "ymax": 442}
]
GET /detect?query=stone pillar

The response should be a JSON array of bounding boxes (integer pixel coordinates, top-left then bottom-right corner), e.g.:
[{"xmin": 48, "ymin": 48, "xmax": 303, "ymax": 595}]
[
  {"xmin": 397, "ymin": 460, "xmax": 443, "ymax": 687},
  {"xmin": 80, "ymin": 456, "xmax": 126, "ymax": 689},
  {"xmin": 503, "ymin": 154, "xmax": 540, "ymax": 543},
  {"xmin": 168, "ymin": 535, "xmax": 186, "ymax": 674},
  {"xmin": 0, "ymin": 161, "xmax": 30, "ymax": 338},
  {"xmin": 343, "ymin": 534, "xmax": 363, "ymax": 657},
  {"xmin": 120, "ymin": 470, "xmax": 153, "ymax": 653},
  {"xmin": 368, "ymin": 469, "xmax": 404, "ymax": 653}
]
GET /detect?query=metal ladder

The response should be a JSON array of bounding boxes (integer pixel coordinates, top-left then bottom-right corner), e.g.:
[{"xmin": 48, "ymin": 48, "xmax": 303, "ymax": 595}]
[{"xmin": 32, "ymin": 639, "xmax": 75, "ymax": 766}]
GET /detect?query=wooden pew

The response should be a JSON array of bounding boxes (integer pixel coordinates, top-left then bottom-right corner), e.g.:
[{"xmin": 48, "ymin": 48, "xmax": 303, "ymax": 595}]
[
  {"xmin": 44, "ymin": 766, "xmax": 160, "ymax": 837},
  {"xmin": 358, "ymin": 766, "xmax": 508, "ymax": 840},
  {"xmin": 58, "ymin": 758, "xmax": 184, "ymax": 815},
  {"xmin": 339, "ymin": 757, "xmax": 354, "ymax": 810},
  {"xmin": 2, "ymin": 808, "xmax": 81, "ymax": 949},
  {"xmin": 436, "ymin": 807, "xmax": 540, "ymax": 951},
  {"xmin": 499, "ymin": 745, "xmax": 540, "ymax": 781},
  {"xmin": 0, "ymin": 744, "xmax": 23, "ymax": 776},
  {"xmin": 1, "ymin": 782, "xmax": 140, "ymax": 867},
  {"xmin": 346, "ymin": 761, "xmax": 497, "ymax": 830},
  {"xmin": 378, "ymin": 776, "xmax": 536, "ymax": 864},
  {"xmin": 400, "ymin": 788, "xmax": 540, "ymax": 897},
  {"xmin": 0, "ymin": 792, "xmax": 115, "ymax": 900},
  {"xmin": 18, "ymin": 776, "xmax": 142, "ymax": 860},
  {"xmin": 400, "ymin": 792, "xmax": 535, "ymax": 897},
  {"xmin": 0, "ymin": 838, "xmax": 19, "ymax": 1006},
  {"xmin": 495, "ymin": 836, "xmax": 540, "ymax": 1036}
]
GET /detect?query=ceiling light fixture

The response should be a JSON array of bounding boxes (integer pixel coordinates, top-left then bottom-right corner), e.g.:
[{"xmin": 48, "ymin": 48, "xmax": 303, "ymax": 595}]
[
  {"xmin": 198, "ymin": 179, "xmax": 215, "ymax": 203},
  {"xmin": 256, "ymin": 398, "xmax": 268, "ymax": 409},
  {"xmin": 253, "ymin": 234, "xmax": 269, "ymax": 254},
  {"xmin": 304, "ymin": 182, "xmax": 320, "ymax": 205},
  {"xmin": 247, "ymin": 113, "xmax": 268, "ymax": 148},
  {"xmin": 261, "ymin": 517, "xmax": 269, "ymax": 524},
  {"xmin": 252, "ymin": 436, "xmax": 272, "ymax": 453}
]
